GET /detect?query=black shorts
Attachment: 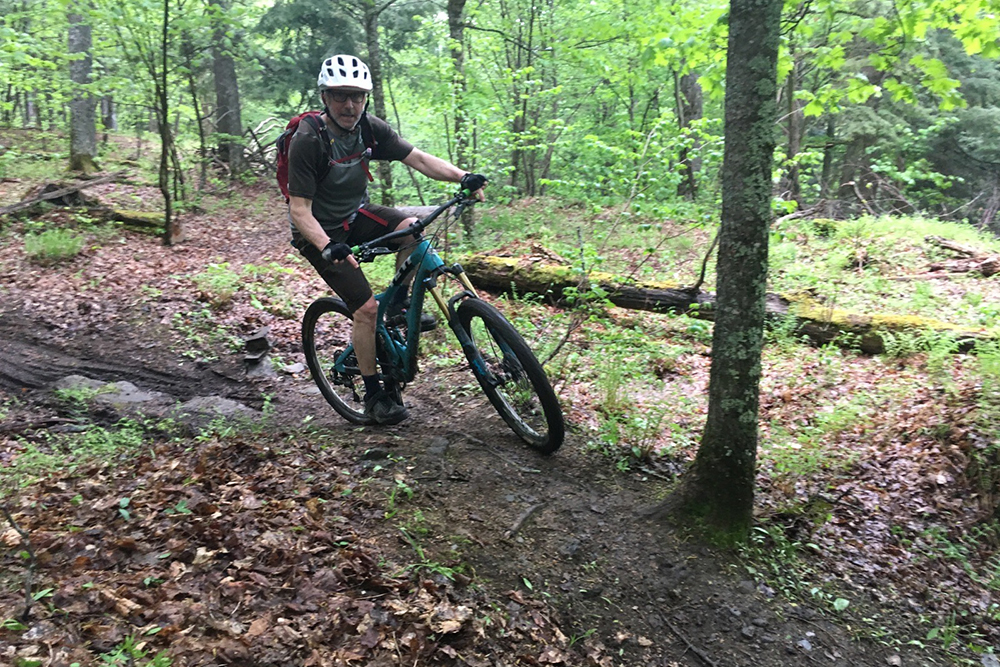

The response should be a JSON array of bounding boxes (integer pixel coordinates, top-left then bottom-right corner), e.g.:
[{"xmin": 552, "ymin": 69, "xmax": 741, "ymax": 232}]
[{"xmin": 295, "ymin": 203, "xmax": 414, "ymax": 313}]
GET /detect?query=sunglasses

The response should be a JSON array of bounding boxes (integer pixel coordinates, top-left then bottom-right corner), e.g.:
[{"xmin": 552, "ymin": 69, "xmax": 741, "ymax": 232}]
[{"xmin": 325, "ymin": 90, "xmax": 368, "ymax": 104}]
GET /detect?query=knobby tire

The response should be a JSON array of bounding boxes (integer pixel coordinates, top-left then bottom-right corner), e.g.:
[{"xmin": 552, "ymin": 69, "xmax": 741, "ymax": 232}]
[
  {"xmin": 302, "ymin": 297, "xmax": 371, "ymax": 424},
  {"xmin": 456, "ymin": 298, "xmax": 564, "ymax": 454}
]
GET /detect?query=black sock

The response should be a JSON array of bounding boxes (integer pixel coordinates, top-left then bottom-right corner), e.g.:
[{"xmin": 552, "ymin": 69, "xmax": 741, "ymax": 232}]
[{"xmin": 362, "ymin": 374, "xmax": 381, "ymax": 397}]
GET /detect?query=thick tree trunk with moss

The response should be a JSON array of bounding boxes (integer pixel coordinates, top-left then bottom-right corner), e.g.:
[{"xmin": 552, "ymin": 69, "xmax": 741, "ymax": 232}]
[{"xmin": 659, "ymin": 0, "xmax": 782, "ymax": 539}]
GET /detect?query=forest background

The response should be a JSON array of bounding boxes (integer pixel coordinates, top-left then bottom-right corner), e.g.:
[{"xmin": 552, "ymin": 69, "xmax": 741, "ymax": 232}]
[
  {"xmin": 3, "ymin": 0, "xmax": 1000, "ymax": 229},
  {"xmin": 3, "ymin": 0, "xmax": 1000, "ymax": 664}
]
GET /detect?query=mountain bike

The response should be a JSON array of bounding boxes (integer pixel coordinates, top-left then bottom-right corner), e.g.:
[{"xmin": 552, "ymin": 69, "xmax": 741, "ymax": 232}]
[{"xmin": 301, "ymin": 190, "xmax": 565, "ymax": 454}]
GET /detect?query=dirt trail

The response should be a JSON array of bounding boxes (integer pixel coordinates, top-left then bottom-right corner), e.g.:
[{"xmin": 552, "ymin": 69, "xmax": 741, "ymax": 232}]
[{"xmin": 0, "ymin": 300, "xmax": 940, "ymax": 666}]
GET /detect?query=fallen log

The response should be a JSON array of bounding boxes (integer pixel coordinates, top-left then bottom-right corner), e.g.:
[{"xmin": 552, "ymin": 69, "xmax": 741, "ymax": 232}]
[
  {"xmin": 460, "ymin": 252, "xmax": 991, "ymax": 354},
  {"xmin": 107, "ymin": 209, "xmax": 165, "ymax": 229},
  {"xmin": 925, "ymin": 235, "xmax": 980, "ymax": 258},
  {"xmin": 0, "ymin": 171, "xmax": 126, "ymax": 217},
  {"xmin": 925, "ymin": 235, "xmax": 1000, "ymax": 277}
]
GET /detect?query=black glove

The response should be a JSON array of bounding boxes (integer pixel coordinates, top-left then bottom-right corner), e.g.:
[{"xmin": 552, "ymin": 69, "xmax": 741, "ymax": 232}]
[
  {"xmin": 321, "ymin": 241, "xmax": 352, "ymax": 263},
  {"xmin": 460, "ymin": 172, "xmax": 488, "ymax": 193}
]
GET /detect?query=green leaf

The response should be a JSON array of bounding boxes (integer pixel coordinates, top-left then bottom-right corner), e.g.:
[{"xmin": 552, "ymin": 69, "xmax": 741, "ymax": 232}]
[
  {"xmin": 32, "ymin": 588, "xmax": 54, "ymax": 601},
  {"xmin": 803, "ymin": 99, "xmax": 825, "ymax": 117},
  {"xmin": 833, "ymin": 598, "xmax": 849, "ymax": 612},
  {"xmin": 522, "ymin": 577, "xmax": 533, "ymax": 590}
]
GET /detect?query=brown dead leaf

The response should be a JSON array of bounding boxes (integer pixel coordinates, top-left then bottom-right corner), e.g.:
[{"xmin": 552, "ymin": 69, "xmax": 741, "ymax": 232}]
[
  {"xmin": 1, "ymin": 527, "xmax": 21, "ymax": 547},
  {"xmin": 99, "ymin": 588, "xmax": 142, "ymax": 616},
  {"xmin": 246, "ymin": 616, "xmax": 270, "ymax": 638},
  {"xmin": 427, "ymin": 603, "xmax": 473, "ymax": 634},
  {"xmin": 192, "ymin": 546, "xmax": 217, "ymax": 565},
  {"xmin": 305, "ymin": 497, "xmax": 323, "ymax": 519},
  {"xmin": 505, "ymin": 590, "xmax": 528, "ymax": 605},
  {"xmin": 241, "ymin": 493, "xmax": 263, "ymax": 510},
  {"xmin": 538, "ymin": 646, "xmax": 569, "ymax": 664}
]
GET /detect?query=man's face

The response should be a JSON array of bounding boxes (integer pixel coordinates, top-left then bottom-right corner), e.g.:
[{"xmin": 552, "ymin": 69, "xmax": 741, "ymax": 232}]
[{"xmin": 323, "ymin": 88, "xmax": 368, "ymax": 130}]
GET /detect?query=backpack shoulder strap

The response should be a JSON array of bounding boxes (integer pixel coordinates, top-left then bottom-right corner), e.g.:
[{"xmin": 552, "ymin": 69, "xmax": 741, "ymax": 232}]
[
  {"xmin": 300, "ymin": 112, "xmax": 334, "ymax": 183},
  {"xmin": 359, "ymin": 113, "xmax": 379, "ymax": 159}
]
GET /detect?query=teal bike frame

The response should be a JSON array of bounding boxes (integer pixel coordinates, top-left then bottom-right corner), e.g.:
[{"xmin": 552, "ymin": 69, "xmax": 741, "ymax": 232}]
[{"xmin": 330, "ymin": 194, "xmax": 496, "ymax": 389}]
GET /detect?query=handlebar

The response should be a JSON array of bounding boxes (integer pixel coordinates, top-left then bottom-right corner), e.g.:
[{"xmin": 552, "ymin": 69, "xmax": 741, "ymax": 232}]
[{"xmin": 351, "ymin": 188, "xmax": 479, "ymax": 262}]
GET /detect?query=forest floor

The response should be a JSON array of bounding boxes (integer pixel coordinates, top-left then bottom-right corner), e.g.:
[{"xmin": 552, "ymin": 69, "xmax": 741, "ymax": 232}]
[{"xmin": 1, "ymin": 152, "xmax": 998, "ymax": 666}]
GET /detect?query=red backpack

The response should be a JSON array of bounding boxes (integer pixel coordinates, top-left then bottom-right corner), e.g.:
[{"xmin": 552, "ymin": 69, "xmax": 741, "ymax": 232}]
[{"xmin": 275, "ymin": 111, "xmax": 380, "ymax": 202}]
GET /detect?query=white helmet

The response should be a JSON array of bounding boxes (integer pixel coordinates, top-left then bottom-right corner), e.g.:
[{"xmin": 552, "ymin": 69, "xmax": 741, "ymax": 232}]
[{"xmin": 318, "ymin": 55, "xmax": 373, "ymax": 92}]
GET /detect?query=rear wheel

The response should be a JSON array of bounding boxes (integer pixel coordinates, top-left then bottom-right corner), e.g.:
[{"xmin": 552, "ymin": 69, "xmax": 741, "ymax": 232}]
[
  {"xmin": 302, "ymin": 297, "xmax": 371, "ymax": 424},
  {"xmin": 456, "ymin": 298, "xmax": 564, "ymax": 454}
]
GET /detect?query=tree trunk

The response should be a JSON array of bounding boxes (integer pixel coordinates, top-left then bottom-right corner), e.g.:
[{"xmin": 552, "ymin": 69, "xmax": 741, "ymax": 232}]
[
  {"xmin": 666, "ymin": 0, "xmax": 782, "ymax": 541},
  {"xmin": 68, "ymin": 8, "xmax": 99, "ymax": 175},
  {"xmin": 783, "ymin": 48, "xmax": 803, "ymax": 207},
  {"xmin": 183, "ymin": 36, "xmax": 209, "ymax": 190},
  {"xmin": 158, "ymin": 0, "xmax": 176, "ymax": 246},
  {"xmin": 363, "ymin": 2, "xmax": 395, "ymax": 206},
  {"xmin": 820, "ymin": 116, "xmax": 836, "ymax": 216},
  {"xmin": 448, "ymin": 0, "xmax": 476, "ymax": 237},
  {"xmin": 100, "ymin": 96, "xmax": 116, "ymax": 143},
  {"xmin": 25, "ymin": 93, "xmax": 37, "ymax": 128},
  {"xmin": 210, "ymin": 0, "xmax": 247, "ymax": 177},
  {"xmin": 676, "ymin": 71, "xmax": 703, "ymax": 199}
]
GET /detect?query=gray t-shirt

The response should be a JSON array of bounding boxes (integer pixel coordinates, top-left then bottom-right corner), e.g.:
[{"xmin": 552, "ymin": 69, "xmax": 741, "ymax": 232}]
[{"xmin": 287, "ymin": 113, "xmax": 413, "ymax": 236}]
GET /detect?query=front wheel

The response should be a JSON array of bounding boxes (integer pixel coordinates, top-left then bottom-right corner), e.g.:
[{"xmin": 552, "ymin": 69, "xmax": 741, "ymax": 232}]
[
  {"xmin": 302, "ymin": 297, "xmax": 371, "ymax": 424},
  {"xmin": 456, "ymin": 299, "xmax": 564, "ymax": 454}
]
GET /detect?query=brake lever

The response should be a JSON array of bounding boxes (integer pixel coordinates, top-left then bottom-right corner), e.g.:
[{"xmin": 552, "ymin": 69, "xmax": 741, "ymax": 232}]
[
  {"xmin": 355, "ymin": 246, "xmax": 395, "ymax": 263},
  {"xmin": 452, "ymin": 196, "xmax": 478, "ymax": 220}
]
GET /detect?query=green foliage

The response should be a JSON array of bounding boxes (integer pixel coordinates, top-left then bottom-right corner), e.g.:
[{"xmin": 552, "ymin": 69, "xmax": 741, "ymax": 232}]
[
  {"xmin": 23, "ymin": 229, "xmax": 84, "ymax": 264},
  {"xmin": 98, "ymin": 634, "xmax": 171, "ymax": 667},
  {"xmin": 170, "ymin": 308, "xmax": 236, "ymax": 362},
  {"xmin": 188, "ymin": 261, "xmax": 300, "ymax": 317},
  {"xmin": 770, "ymin": 215, "xmax": 1000, "ymax": 327},
  {"xmin": 0, "ymin": 419, "xmax": 151, "ymax": 497},
  {"xmin": 384, "ymin": 478, "xmax": 414, "ymax": 519},
  {"xmin": 3, "ymin": 0, "xmax": 1000, "ymax": 228},
  {"xmin": 739, "ymin": 523, "xmax": 852, "ymax": 614},
  {"xmin": 396, "ymin": 527, "xmax": 460, "ymax": 581},
  {"xmin": 190, "ymin": 262, "xmax": 242, "ymax": 308}
]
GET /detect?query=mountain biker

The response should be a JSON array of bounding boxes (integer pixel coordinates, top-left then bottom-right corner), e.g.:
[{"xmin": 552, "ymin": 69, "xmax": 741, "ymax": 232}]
[{"xmin": 287, "ymin": 54, "xmax": 487, "ymax": 426}]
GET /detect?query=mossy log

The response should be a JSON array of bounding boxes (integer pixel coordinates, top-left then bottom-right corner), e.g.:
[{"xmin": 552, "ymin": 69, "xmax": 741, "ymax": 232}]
[
  {"xmin": 109, "ymin": 208, "xmax": 165, "ymax": 231},
  {"xmin": 460, "ymin": 252, "xmax": 992, "ymax": 354}
]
